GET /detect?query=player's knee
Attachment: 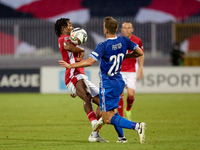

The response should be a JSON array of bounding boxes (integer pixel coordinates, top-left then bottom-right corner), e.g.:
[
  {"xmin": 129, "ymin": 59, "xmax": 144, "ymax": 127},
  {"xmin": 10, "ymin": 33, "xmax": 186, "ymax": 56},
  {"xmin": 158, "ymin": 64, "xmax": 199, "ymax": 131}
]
[
  {"xmin": 103, "ymin": 118, "xmax": 110, "ymax": 124},
  {"xmin": 82, "ymin": 91, "xmax": 92, "ymax": 102},
  {"xmin": 92, "ymin": 95, "xmax": 100, "ymax": 106},
  {"xmin": 128, "ymin": 94, "xmax": 135, "ymax": 99},
  {"xmin": 102, "ymin": 116, "xmax": 112, "ymax": 124}
]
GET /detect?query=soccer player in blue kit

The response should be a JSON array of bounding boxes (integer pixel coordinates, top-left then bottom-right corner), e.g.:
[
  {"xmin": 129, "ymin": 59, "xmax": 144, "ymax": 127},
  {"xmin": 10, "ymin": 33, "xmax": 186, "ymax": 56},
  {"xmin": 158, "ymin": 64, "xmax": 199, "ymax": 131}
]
[{"xmin": 58, "ymin": 16, "xmax": 147, "ymax": 143}]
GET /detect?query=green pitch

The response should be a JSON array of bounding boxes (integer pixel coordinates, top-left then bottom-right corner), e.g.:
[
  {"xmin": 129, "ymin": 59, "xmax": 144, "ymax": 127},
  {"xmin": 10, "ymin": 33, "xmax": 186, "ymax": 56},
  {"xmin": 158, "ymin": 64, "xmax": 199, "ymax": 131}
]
[{"xmin": 0, "ymin": 93, "xmax": 199, "ymax": 150}]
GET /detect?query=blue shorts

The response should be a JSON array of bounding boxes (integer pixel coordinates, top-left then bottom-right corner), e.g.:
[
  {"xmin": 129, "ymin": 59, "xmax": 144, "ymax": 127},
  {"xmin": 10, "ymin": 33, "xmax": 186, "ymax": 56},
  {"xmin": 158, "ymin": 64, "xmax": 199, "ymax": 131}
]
[{"xmin": 99, "ymin": 81, "xmax": 125, "ymax": 112}]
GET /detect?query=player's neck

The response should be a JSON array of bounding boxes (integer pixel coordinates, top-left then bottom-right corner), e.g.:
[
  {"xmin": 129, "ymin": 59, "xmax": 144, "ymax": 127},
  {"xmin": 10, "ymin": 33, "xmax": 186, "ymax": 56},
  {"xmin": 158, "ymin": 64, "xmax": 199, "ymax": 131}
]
[
  {"xmin": 106, "ymin": 33, "xmax": 116, "ymax": 39},
  {"xmin": 128, "ymin": 35, "xmax": 132, "ymax": 39},
  {"xmin": 61, "ymin": 30, "xmax": 70, "ymax": 36},
  {"xmin": 61, "ymin": 33, "xmax": 70, "ymax": 36},
  {"xmin": 123, "ymin": 34, "xmax": 132, "ymax": 39}
]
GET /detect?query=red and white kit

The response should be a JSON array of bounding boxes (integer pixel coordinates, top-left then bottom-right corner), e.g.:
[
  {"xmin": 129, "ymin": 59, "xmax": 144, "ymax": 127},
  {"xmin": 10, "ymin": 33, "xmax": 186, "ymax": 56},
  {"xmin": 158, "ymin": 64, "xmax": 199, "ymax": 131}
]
[
  {"xmin": 58, "ymin": 35, "xmax": 98, "ymax": 96},
  {"xmin": 120, "ymin": 34, "xmax": 144, "ymax": 90}
]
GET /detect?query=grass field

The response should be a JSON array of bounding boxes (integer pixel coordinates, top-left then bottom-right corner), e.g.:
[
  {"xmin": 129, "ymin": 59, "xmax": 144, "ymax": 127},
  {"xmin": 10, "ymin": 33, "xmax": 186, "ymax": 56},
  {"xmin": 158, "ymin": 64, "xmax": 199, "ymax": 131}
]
[{"xmin": 0, "ymin": 93, "xmax": 199, "ymax": 150}]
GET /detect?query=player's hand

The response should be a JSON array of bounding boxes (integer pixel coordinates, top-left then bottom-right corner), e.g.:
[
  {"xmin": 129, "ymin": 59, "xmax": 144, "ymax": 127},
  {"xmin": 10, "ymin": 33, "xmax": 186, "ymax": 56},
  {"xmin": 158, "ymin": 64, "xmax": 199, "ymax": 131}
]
[
  {"xmin": 76, "ymin": 52, "xmax": 84, "ymax": 62},
  {"xmin": 137, "ymin": 67, "xmax": 143, "ymax": 80},
  {"xmin": 58, "ymin": 60, "xmax": 71, "ymax": 69},
  {"xmin": 70, "ymin": 93, "xmax": 76, "ymax": 98}
]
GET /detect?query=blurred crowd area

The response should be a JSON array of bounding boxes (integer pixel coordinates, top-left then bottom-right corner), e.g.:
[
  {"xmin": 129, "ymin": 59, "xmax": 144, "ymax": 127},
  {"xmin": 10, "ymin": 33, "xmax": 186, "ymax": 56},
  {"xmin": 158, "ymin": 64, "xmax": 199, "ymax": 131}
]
[
  {"xmin": 0, "ymin": 17, "xmax": 200, "ymax": 67},
  {"xmin": 1, "ymin": 0, "xmax": 200, "ymax": 67}
]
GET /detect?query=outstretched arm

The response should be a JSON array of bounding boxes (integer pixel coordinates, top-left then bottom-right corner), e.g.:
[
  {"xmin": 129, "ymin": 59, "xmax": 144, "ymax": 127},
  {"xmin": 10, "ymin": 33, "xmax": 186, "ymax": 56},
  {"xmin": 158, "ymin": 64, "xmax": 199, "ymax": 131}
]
[
  {"xmin": 64, "ymin": 41, "xmax": 84, "ymax": 53},
  {"xmin": 124, "ymin": 47, "xmax": 143, "ymax": 59},
  {"xmin": 58, "ymin": 57, "xmax": 96, "ymax": 69}
]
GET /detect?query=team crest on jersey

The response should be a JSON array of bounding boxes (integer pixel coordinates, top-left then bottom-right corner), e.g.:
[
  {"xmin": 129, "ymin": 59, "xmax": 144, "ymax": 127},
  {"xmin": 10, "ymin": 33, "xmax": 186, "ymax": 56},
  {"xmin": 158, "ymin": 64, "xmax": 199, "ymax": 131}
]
[{"xmin": 64, "ymin": 37, "xmax": 69, "ymax": 40}]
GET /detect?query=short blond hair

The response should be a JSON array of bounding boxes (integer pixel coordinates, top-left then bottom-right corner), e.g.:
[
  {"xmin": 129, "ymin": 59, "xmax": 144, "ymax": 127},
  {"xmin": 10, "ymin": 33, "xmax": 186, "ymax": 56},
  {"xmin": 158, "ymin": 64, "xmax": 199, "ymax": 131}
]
[{"xmin": 104, "ymin": 17, "xmax": 118, "ymax": 34}]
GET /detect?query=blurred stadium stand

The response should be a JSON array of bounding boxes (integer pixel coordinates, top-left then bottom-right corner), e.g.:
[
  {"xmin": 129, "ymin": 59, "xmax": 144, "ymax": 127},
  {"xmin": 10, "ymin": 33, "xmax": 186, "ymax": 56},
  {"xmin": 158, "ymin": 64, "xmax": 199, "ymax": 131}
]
[{"xmin": 0, "ymin": 17, "xmax": 200, "ymax": 68}]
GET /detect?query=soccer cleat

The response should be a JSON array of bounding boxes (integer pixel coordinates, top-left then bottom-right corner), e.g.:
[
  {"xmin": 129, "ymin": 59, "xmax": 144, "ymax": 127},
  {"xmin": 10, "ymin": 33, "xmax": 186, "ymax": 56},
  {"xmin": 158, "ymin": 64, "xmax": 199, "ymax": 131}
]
[
  {"xmin": 92, "ymin": 117, "xmax": 104, "ymax": 131},
  {"xmin": 88, "ymin": 134, "xmax": 108, "ymax": 142},
  {"xmin": 137, "ymin": 122, "xmax": 147, "ymax": 144},
  {"xmin": 124, "ymin": 109, "xmax": 132, "ymax": 121},
  {"xmin": 116, "ymin": 138, "xmax": 128, "ymax": 143}
]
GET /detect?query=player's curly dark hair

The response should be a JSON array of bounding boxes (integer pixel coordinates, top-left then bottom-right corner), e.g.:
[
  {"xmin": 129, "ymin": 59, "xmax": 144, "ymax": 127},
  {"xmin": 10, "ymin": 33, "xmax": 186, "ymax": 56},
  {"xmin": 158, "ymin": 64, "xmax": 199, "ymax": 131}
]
[{"xmin": 55, "ymin": 18, "xmax": 70, "ymax": 37}]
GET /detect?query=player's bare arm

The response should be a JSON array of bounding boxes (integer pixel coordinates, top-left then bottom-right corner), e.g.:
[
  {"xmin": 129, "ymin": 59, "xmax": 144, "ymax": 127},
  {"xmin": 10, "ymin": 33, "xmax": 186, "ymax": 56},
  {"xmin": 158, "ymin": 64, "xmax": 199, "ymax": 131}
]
[
  {"xmin": 124, "ymin": 47, "xmax": 143, "ymax": 59},
  {"xmin": 58, "ymin": 57, "xmax": 95, "ymax": 69},
  {"xmin": 63, "ymin": 41, "xmax": 85, "ymax": 53},
  {"xmin": 137, "ymin": 54, "xmax": 144, "ymax": 79}
]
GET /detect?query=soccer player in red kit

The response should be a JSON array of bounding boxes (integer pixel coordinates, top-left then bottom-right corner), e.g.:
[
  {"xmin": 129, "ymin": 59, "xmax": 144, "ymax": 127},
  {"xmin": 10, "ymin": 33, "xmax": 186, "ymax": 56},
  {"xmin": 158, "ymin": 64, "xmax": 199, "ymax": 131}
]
[
  {"xmin": 55, "ymin": 18, "xmax": 107, "ymax": 142},
  {"xmin": 118, "ymin": 22, "xmax": 145, "ymax": 120}
]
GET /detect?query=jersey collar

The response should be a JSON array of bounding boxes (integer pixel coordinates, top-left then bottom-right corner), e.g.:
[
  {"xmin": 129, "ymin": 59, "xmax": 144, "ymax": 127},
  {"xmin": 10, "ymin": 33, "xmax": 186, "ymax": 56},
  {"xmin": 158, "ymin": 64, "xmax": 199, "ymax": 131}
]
[{"xmin": 107, "ymin": 36, "xmax": 117, "ymax": 40}]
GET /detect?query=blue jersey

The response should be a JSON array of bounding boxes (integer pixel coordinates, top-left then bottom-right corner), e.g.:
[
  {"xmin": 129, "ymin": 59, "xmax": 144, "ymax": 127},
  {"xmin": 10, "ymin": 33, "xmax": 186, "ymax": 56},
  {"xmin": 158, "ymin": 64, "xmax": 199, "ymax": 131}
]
[
  {"xmin": 89, "ymin": 36, "xmax": 138, "ymax": 111},
  {"xmin": 90, "ymin": 36, "xmax": 138, "ymax": 87}
]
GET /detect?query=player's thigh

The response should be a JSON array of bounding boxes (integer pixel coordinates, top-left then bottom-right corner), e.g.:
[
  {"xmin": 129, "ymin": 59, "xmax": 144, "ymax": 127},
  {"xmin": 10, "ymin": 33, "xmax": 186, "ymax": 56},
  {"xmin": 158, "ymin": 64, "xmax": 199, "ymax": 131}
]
[
  {"xmin": 66, "ymin": 74, "xmax": 89, "ymax": 95},
  {"xmin": 85, "ymin": 80, "xmax": 99, "ymax": 97},
  {"xmin": 75, "ymin": 79, "xmax": 91, "ymax": 101},
  {"xmin": 85, "ymin": 80, "xmax": 100, "ymax": 105}
]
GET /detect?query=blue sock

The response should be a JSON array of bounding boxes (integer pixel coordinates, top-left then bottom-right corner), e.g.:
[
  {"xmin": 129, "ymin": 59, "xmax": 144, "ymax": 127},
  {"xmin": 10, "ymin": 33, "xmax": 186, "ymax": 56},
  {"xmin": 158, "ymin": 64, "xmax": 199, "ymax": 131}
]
[
  {"xmin": 113, "ymin": 112, "xmax": 124, "ymax": 137},
  {"xmin": 111, "ymin": 113, "xmax": 137, "ymax": 130}
]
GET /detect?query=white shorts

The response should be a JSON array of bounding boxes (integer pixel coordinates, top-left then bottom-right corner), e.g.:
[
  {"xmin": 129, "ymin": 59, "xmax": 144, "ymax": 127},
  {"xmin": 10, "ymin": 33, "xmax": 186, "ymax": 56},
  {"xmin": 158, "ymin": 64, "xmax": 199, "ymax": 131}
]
[
  {"xmin": 121, "ymin": 72, "xmax": 136, "ymax": 90},
  {"xmin": 66, "ymin": 74, "xmax": 99, "ymax": 97}
]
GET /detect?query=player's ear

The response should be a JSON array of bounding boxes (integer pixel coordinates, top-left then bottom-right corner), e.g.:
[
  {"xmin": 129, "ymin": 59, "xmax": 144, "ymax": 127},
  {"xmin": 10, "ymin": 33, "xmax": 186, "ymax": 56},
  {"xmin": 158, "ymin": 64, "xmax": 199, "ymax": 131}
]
[{"xmin": 106, "ymin": 29, "xmax": 109, "ymax": 34}]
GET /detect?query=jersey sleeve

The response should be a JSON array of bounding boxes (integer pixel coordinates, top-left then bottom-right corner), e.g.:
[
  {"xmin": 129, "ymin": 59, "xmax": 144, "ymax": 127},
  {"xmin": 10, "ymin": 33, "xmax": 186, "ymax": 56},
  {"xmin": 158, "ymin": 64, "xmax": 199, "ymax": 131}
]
[
  {"xmin": 123, "ymin": 36, "xmax": 138, "ymax": 51},
  {"xmin": 89, "ymin": 42, "xmax": 105, "ymax": 61},
  {"xmin": 128, "ymin": 39, "xmax": 138, "ymax": 51}
]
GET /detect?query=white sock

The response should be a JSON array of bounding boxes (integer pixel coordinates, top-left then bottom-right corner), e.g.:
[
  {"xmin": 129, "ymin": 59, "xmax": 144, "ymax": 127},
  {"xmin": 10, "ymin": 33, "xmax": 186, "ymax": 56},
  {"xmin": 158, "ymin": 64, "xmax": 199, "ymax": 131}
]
[
  {"xmin": 91, "ymin": 131, "xmax": 98, "ymax": 138},
  {"xmin": 91, "ymin": 120, "xmax": 97, "ymax": 126},
  {"xmin": 135, "ymin": 123, "xmax": 140, "ymax": 131}
]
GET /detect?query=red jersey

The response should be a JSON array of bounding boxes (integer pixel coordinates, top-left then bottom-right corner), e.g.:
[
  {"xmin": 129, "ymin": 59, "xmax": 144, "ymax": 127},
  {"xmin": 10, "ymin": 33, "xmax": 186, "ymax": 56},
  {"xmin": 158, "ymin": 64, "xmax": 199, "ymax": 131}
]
[
  {"xmin": 121, "ymin": 34, "xmax": 144, "ymax": 72},
  {"xmin": 58, "ymin": 35, "xmax": 85, "ymax": 85}
]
